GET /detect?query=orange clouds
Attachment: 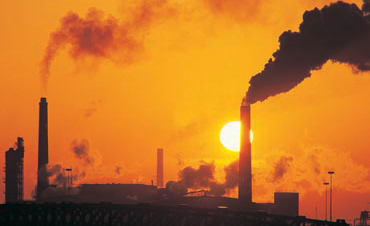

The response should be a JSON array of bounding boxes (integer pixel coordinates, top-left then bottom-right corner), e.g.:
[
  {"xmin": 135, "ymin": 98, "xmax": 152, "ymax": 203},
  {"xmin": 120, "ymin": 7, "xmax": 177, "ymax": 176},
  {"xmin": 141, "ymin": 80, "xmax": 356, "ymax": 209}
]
[
  {"xmin": 40, "ymin": 0, "xmax": 177, "ymax": 90},
  {"xmin": 252, "ymin": 146, "xmax": 370, "ymax": 202},
  {"xmin": 204, "ymin": 0, "xmax": 263, "ymax": 22}
]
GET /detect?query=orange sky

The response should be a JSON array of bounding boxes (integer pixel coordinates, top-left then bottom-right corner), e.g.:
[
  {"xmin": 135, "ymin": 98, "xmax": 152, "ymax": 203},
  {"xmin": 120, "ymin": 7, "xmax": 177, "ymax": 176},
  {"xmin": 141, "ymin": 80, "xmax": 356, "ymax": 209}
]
[{"xmin": 0, "ymin": 0, "xmax": 369, "ymax": 223}]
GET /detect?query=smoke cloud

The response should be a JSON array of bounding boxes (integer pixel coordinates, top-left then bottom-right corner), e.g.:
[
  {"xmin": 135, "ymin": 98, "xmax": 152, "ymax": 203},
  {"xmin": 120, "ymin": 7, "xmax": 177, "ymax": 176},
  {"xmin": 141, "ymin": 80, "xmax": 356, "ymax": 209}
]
[
  {"xmin": 272, "ymin": 156, "xmax": 293, "ymax": 182},
  {"xmin": 47, "ymin": 164, "xmax": 79, "ymax": 186},
  {"xmin": 166, "ymin": 160, "xmax": 239, "ymax": 196},
  {"xmin": 247, "ymin": 1, "xmax": 370, "ymax": 104},
  {"xmin": 40, "ymin": 0, "xmax": 176, "ymax": 89},
  {"xmin": 33, "ymin": 164, "xmax": 81, "ymax": 199},
  {"xmin": 71, "ymin": 139, "xmax": 94, "ymax": 166},
  {"xmin": 252, "ymin": 146, "xmax": 370, "ymax": 203}
]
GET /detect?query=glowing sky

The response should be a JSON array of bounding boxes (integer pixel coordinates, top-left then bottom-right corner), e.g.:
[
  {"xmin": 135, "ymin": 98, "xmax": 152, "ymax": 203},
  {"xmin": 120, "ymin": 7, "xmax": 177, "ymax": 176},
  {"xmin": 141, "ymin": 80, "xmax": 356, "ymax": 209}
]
[{"xmin": 0, "ymin": 0, "xmax": 369, "ymax": 223}]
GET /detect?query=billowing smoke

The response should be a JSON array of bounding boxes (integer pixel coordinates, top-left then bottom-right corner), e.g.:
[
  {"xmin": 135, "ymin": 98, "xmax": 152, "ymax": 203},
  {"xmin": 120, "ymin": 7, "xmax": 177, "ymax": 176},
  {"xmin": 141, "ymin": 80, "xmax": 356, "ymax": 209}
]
[
  {"xmin": 47, "ymin": 164, "xmax": 67, "ymax": 186},
  {"xmin": 40, "ymin": 0, "xmax": 176, "ymax": 89},
  {"xmin": 71, "ymin": 139, "xmax": 94, "ymax": 166},
  {"xmin": 34, "ymin": 164, "xmax": 81, "ymax": 199},
  {"xmin": 47, "ymin": 164, "xmax": 79, "ymax": 186},
  {"xmin": 247, "ymin": 1, "xmax": 370, "ymax": 104},
  {"xmin": 223, "ymin": 160, "xmax": 239, "ymax": 188},
  {"xmin": 166, "ymin": 160, "xmax": 239, "ymax": 196},
  {"xmin": 179, "ymin": 162, "xmax": 215, "ymax": 188},
  {"xmin": 272, "ymin": 156, "xmax": 293, "ymax": 182}
]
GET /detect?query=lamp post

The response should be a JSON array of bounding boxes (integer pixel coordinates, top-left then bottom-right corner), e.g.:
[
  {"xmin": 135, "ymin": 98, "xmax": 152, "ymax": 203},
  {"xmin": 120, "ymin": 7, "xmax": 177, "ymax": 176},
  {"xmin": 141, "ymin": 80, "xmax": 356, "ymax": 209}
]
[
  {"xmin": 328, "ymin": 171, "xmax": 335, "ymax": 221},
  {"xmin": 324, "ymin": 182, "xmax": 329, "ymax": 221},
  {"xmin": 65, "ymin": 168, "xmax": 72, "ymax": 195}
]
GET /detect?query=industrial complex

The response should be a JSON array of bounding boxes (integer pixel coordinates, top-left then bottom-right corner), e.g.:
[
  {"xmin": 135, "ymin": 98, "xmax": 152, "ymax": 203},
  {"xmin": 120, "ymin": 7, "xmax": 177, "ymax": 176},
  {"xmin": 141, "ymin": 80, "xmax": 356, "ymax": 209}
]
[{"xmin": 1, "ymin": 97, "xmax": 368, "ymax": 225}]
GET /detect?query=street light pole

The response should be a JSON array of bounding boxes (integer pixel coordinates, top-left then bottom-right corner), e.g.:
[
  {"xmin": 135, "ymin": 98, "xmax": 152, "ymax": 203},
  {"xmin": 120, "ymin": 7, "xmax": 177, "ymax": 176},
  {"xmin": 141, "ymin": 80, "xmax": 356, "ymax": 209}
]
[
  {"xmin": 328, "ymin": 171, "xmax": 335, "ymax": 222},
  {"xmin": 324, "ymin": 182, "xmax": 329, "ymax": 221}
]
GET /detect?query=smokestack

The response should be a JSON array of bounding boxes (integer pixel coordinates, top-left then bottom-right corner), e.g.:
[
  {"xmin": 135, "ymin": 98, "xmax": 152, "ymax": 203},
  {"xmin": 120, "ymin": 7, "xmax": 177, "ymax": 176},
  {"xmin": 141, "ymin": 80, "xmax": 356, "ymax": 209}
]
[
  {"xmin": 239, "ymin": 97, "xmax": 252, "ymax": 203},
  {"xmin": 5, "ymin": 137, "xmax": 25, "ymax": 203},
  {"xmin": 37, "ymin": 97, "xmax": 49, "ymax": 199},
  {"xmin": 157, "ymin": 148, "xmax": 164, "ymax": 188}
]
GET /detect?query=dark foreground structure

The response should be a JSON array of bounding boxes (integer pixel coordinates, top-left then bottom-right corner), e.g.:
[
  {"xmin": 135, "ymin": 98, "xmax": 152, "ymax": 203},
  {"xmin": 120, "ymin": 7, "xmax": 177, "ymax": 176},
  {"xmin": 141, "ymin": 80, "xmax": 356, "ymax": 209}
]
[
  {"xmin": 37, "ymin": 97, "xmax": 49, "ymax": 200},
  {"xmin": 4, "ymin": 137, "xmax": 25, "ymax": 203},
  {"xmin": 0, "ymin": 203, "xmax": 348, "ymax": 226}
]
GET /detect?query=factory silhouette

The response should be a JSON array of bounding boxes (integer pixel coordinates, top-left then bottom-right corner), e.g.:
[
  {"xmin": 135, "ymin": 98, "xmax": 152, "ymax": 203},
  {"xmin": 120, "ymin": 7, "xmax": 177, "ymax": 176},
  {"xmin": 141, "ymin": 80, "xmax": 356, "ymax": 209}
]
[
  {"xmin": 7, "ymin": 97, "xmax": 296, "ymax": 213},
  {"xmin": 3, "ymin": 97, "xmax": 366, "ymax": 225}
]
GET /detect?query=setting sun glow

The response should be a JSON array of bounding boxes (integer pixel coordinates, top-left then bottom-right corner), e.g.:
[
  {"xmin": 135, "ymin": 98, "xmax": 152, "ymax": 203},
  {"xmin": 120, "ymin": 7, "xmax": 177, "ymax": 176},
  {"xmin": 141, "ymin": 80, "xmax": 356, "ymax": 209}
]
[
  {"xmin": 220, "ymin": 121, "xmax": 240, "ymax": 151},
  {"xmin": 220, "ymin": 121, "xmax": 254, "ymax": 152}
]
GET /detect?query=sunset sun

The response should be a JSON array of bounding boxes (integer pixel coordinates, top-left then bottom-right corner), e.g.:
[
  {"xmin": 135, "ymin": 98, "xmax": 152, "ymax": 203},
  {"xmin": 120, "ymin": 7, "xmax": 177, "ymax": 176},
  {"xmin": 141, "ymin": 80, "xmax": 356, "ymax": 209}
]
[{"xmin": 220, "ymin": 121, "xmax": 240, "ymax": 152}]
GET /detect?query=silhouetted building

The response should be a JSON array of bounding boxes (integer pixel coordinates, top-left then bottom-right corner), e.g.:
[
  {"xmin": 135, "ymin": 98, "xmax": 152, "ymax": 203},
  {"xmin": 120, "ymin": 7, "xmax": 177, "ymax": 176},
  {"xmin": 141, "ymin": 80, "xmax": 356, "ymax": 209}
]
[
  {"xmin": 153, "ymin": 192, "xmax": 299, "ymax": 216},
  {"xmin": 5, "ymin": 137, "xmax": 25, "ymax": 203},
  {"xmin": 273, "ymin": 192, "xmax": 299, "ymax": 216},
  {"xmin": 239, "ymin": 98, "xmax": 252, "ymax": 203},
  {"xmin": 157, "ymin": 148, "xmax": 164, "ymax": 188},
  {"xmin": 37, "ymin": 97, "xmax": 49, "ymax": 200},
  {"xmin": 39, "ymin": 184, "xmax": 158, "ymax": 204}
]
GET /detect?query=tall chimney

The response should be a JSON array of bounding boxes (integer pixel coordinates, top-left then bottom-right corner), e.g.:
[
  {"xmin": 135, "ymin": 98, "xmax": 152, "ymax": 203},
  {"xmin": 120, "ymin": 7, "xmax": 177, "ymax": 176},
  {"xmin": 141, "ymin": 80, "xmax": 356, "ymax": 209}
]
[
  {"xmin": 157, "ymin": 148, "xmax": 164, "ymax": 188},
  {"xmin": 239, "ymin": 97, "xmax": 252, "ymax": 203},
  {"xmin": 37, "ymin": 97, "xmax": 49, "ymax": 199}
]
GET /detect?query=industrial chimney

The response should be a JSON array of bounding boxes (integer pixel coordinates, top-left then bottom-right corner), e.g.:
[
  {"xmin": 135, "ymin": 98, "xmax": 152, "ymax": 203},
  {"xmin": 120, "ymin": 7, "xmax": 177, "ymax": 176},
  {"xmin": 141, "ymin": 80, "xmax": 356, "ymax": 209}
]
[
  {"xmin": 37, "ymin": 97, "xmax": 49, "ymax": 199},
  {"xmin": 157, "ymin": 148, "xmax": 164, "ymax": 188},
  {"xmin": 239, "ymin": 97, "xmax": 252, "ymax": 203},
  {"xmin": 5, "ymin": 137, "xmax": 25, "ymax": 203}
]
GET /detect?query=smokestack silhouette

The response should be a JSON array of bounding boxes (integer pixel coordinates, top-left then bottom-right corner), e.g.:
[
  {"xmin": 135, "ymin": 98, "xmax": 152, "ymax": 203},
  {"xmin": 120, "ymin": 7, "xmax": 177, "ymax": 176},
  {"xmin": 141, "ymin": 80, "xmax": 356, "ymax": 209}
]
[
  {"xmin": 239, "ymin": 97, "xmax": 252, "ymax": 202},
  {"xmin": 5, "ymin": 137, "xmax": 25, "ymax": 203},
  {"xmin": 157, "ymin": 148, "xmax": 164, "ymax": 188},
  {"xmin": 37, "ymin": 97, "xmax": 49, "ymax": 199},
  {"xmin": 247, "ymin": 1, "xmax": 370, "ymax": 104}
]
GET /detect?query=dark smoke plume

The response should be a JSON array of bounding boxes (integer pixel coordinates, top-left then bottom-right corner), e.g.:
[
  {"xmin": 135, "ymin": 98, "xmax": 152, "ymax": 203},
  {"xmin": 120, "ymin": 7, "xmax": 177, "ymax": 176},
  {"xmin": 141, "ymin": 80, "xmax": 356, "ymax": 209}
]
[
  {"xmin": 71, "ymin": 139, "xmax": 94, "ymax": 165},
  {"xmin": 166, "ymin": 160, "xmax": 239, "ymax": 196},
  {"xmin": 47, "ymin": 164, "xmax": 79, "ymax": 186},
  {"xmin": 33, "ymin": 164, "xmax": 81, "ymax": 199},
  {"xmin": 272, "ymin": 156, "xmax": 293, "ymax": 182},
  {"xmin": 40, "ymin": 0, "xmax": 176, "ymax": 89},
  {"xmin": 47, "ymin": 164, "xmax": 67, "ymax": 186},
  {"xmin": 247, "ymin": 1, "xmax": 370, "ymax": 104}
]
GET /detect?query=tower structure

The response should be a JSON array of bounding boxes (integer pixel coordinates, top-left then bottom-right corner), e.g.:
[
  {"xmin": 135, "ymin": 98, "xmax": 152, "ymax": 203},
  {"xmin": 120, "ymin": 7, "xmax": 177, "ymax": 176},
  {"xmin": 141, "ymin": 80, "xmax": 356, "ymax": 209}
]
[
  {"xmin": 5, "ymin": 137, "xmax": 25, "ymax": 203},
  {"xmin": 239, "ymin": 97, "xmax": 252, "ymax": 203},
  {"xmin": 37, "ymin": 97, "xmax": 49, "ymax": 199},
  {"xmin": 157, "ymin": 148, "xmax": 164, "ymax": 188}
]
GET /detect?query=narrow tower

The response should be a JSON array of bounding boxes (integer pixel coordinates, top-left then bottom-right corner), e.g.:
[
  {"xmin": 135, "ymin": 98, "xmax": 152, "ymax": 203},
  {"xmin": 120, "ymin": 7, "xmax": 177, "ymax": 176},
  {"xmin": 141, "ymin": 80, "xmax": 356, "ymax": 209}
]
[
  {"xmin": 37, "ymin": 97, "xmax": 49, "ymax": 199},
  {"xmin": 157, "ymin": 148, "xmax": 164, "ymax": 188},
  {"xmin": 239, "ymin": 97, "xmax": 252, "ymax": 203},
  {"xmin": 5, "ymin": 137, "xmax": 24, "ymax": 203}
]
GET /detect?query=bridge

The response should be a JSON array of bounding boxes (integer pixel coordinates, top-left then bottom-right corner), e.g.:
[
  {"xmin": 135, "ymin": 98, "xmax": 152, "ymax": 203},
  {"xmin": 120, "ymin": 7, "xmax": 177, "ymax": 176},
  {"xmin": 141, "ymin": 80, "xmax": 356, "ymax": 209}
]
[{"xmin": 0, "ymin": 203, "xmax": 348, "ymax": 226}]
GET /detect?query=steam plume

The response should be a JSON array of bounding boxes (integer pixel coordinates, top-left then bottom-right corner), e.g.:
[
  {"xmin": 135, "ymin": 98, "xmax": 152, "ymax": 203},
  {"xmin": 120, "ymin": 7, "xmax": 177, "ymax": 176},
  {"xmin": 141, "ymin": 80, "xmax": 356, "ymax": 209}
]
[
  {"xmin": 247, "ymin": 1, "xmax": 370, "ymax": 104},
  {"xmin": 272, "ymin": 156, "xmax": 293, "ymax": 182},
  {"xmin": 71, "ymin": 139, "xmax": 94, "ymax": 166},
  {"xmin": 166, "ymin": 160, "xmax": 239, "ymax": 196},
  {"xmin": 47, "ymin": 164, "xmax": 79, "ymax": 186},
  {"xmin": 40, "ymin": 0, "xmax": 175, "ymax": 89}
]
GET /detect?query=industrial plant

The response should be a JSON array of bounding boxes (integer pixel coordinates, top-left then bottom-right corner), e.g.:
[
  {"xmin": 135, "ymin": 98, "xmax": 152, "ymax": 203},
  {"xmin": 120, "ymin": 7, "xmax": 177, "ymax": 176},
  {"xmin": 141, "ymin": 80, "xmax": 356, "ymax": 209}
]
[
  {"xmin": 4, "ymin": 137, "xmax": 24, "ymax": 203},
  {"xmin": 1, "ymin": 97, "xmax": 364, "ymax": 226}
]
